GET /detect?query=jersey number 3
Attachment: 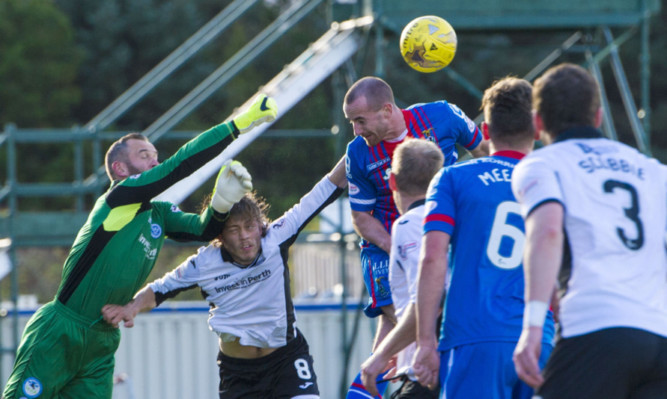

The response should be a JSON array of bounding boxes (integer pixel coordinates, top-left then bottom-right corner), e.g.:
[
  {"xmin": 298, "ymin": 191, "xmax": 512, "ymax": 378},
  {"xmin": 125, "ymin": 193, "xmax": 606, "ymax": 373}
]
[{"xmin": 603, "ymin": 179, "xmax": 644, "ymax": 250}]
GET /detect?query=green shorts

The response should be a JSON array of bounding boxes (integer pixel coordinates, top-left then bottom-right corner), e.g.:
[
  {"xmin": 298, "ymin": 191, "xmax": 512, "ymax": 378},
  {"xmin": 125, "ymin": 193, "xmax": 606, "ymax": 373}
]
[{"xmin": 3, "ymin": 300, "xmax": 120, "ymax": 399}]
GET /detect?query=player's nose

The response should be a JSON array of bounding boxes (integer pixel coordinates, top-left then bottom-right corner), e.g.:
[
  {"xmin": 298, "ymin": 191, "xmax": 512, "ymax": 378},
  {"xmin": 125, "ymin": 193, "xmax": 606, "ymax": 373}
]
[{"xmin": 352, "ymin": 124, "xmax": 364, "ymax": 137}]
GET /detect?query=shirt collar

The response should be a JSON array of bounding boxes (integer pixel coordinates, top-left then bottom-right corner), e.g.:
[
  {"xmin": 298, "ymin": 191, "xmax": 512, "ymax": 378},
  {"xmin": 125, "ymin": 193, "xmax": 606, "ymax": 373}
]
[
  {"xmin": 553, "ymin": 126, "xmax": 604, "ymax": 143},
  {"xmin": 491, "ymin": 150, "xmax": 526, "ymax": 160},
  {"xmin": 220, "ymin": 247, "xmax": 263, "ymax": 269},
  {"xmin": 407, "ymin": 198, "xmax": 426, "ymax": 211}
]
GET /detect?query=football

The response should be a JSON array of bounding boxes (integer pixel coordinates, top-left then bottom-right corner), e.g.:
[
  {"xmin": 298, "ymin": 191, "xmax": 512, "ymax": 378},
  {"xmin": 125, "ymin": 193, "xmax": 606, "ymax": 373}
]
[{"xmin": 399, "ymin": 15, "xmax": 457, "ymax": 73}]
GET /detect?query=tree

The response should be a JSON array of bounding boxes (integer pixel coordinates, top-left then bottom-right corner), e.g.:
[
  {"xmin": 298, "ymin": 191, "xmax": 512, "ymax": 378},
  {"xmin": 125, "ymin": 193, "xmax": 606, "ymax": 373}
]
[{"xmin": 0, "ymin": 0, "xmax": 81, "ymax": 127}]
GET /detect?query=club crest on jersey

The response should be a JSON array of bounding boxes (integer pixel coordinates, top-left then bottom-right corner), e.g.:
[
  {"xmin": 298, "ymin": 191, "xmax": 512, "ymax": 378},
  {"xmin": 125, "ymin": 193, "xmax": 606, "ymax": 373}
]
[
  {"xmin": 150, "ymin": 223, "xmax": 162, "ymax": 238},
  {"xmin": 22, "ymin": 377, "xmax": 42, "ymax": 398},
  {"xmin": 421, "ymin": 128, "xmax": 436, "ymax": 142}
]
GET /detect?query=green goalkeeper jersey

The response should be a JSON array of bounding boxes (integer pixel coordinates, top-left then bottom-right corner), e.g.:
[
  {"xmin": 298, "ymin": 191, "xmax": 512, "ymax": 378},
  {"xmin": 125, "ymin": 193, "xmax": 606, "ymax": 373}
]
[{"xmin": 55, "ymin": 122, "xmax": 236, "ymax": 322}]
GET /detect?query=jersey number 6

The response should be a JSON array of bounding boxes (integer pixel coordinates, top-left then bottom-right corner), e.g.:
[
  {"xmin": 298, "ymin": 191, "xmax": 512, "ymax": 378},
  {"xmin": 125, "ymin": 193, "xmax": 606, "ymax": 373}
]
[{"xmin": 486, "ymin": 201, "xmax": 524, "ymax": 270}]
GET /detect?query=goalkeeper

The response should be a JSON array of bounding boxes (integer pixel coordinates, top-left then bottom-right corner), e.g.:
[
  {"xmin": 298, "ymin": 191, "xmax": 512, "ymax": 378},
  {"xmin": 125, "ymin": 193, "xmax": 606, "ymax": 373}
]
[
  {"xmin": 3, "ymin": 95, "xmax": 278, "ymax": 399},
  {"xmin": 101, "ymin": 156, "xmax": 348, "ymax": 399}
]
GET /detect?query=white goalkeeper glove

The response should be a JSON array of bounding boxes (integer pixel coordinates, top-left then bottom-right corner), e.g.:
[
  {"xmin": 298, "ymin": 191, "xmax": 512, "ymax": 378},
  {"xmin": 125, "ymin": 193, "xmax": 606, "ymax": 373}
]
[
  {"xmin": 232, "ymin": 94, "xmax": 278, "ymax": 134},
  {"xmin": 211, "ymin": 160, "xmax": 252, "ymax": 213}
]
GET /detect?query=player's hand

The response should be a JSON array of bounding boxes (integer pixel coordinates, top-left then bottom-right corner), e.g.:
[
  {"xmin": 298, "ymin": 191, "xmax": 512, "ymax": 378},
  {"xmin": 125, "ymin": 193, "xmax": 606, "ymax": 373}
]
[
  {"xmin": 211, "ymin": 160, "xmax": 252, "ymax": 213},
  {"xmin": 232, "ymin": 94, "xmax": 278, "ymax": 134},
  {"xmin": 101, "ymin": 304, "xmax": 138, "ymax": 329},
  {"xmin": 360, "ymin": 353, "xmax": 393, "ymax": 396},
  {"xmin": 412, "ymin": 344, "xmax": 440, "ymax": 390},
  {"xmin": 513, "ymin": 326, "xmax": 544, "ymax": 388}
]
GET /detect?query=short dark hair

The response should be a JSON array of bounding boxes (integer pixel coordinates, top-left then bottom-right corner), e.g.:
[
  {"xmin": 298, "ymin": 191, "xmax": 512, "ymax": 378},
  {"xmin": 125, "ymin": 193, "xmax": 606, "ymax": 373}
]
[
  {"xmin": 212, "ymin": 192, "xmax": 270, "ymax": 246},
  {"xmin": 105, "ymin": 133, "xmax": 148, "ymax": 180},
  {"xmin": 344, "ymin": 76, "xmax": 395, "ymax": 111},
  {"xmin": 392, "ymin": 138, "xmax": 444, "ymax": 196},
  {"xmin": 481, "ymin": 76, "xmax": 534, "ymax": 145},
  {"xmin": 533, "ymin": 63, "xmax": 600, "ymax": 138}
]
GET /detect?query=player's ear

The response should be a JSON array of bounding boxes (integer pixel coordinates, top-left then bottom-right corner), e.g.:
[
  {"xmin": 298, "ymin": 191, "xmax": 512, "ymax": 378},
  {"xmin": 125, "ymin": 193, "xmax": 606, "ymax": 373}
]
[
  {"xmin": 382, "ymin": 102, "xmax": 392, "ymax": 116},
  {"xmin": 594, "ymin": 107, "xmax": 603, "ymax": 128},
  {"xmin": 112, "ymin": 161, "xmax": 128, "ymax": 179},
  {"xmin": 389, "ymin": 172, "xmax": 398, "ymax": 192},
  {"xmin": 533, "ymin": 111, "xmax": 544, "ymax": 139},
  {"xmin": 481, "ymin": 122, "xmax": 490, "ymax": 141}
]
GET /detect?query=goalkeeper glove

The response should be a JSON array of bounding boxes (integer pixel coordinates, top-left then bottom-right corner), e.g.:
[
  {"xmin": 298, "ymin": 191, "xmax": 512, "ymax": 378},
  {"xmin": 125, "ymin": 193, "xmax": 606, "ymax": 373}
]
[
  {"xmin": 232, "ymin": 94, "xmax": 278, "ymax": 134},
  {"xmin": 211, "ymin": 160, "xmax": 252, "ymax": 213}
]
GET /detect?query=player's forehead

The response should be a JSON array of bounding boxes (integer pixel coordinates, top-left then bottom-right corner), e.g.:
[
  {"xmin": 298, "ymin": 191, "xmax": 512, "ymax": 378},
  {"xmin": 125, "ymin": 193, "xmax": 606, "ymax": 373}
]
[
  {"xmin": 344, "ymin": 95, "xmax": 376, "ymax": 120},
  {"xmin": 127, "ymin": 139, "xmax": 157, "ymax": 155}
]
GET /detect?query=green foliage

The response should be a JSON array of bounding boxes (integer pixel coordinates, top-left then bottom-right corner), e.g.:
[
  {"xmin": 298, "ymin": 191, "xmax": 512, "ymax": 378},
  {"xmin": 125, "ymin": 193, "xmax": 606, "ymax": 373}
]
[
  {"xmin": 54, "ymin": 0, "xmax": 215, "ymax": 128},
  {"xmin": 0, "ymin": 0, "xmax": 81, "ymax": 127}
]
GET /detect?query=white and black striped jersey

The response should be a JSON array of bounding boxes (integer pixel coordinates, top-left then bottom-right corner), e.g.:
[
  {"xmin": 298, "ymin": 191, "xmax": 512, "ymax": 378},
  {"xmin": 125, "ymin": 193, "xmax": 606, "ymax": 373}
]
[
  {"xmin": 512, "ymin": 127, "xmax": 667, "ymax": 339},
  {"xmin": 149, "ymin": 176, "xmax": 343, "ymax": 348}
]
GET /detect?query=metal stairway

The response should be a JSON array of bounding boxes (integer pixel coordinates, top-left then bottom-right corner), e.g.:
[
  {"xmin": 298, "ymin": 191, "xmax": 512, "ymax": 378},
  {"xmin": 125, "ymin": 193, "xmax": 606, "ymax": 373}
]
[{"xmin": 156, "ymin": 16, "xmax": 373, "ymax": 203}]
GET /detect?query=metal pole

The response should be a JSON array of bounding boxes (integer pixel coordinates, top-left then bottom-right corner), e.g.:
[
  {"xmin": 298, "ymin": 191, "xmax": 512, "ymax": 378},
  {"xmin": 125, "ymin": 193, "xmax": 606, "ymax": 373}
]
[
  {"xmin": 5, "ymin": 124, "xmax": 19, "ymax": 374},
  {"xmin": 640, "ymin": 0, "xmax": 651, "ymax": 140},
  {"xmin": 84, "ymin": 0, "xmax": 260, "ymax": 132},
  {"xmin": 587, "ymin": 51, "xmax": 618, "ymax": 141},
  {"xmin": 602, "ymin": 27, "xmax": 651, "ymax": 155},
  {"xmin": 332, "ymin": 70, "xmax": 350, "ymax": 399}
]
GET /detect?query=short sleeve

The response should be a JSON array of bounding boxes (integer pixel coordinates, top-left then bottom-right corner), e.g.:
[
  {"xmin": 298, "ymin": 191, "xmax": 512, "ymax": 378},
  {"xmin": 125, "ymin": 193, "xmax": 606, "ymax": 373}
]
[
  {"xmin": 345, "ymin": 145, "xmax": 377, "ymax": 212},
  {"xmin": 512, "ymin": 155, "xmax": 564, "ymax": 218},
  {"xmin": 447, "ymin": 103, "xmax": 481, "ymax": 150},
  {"xmin": 423, "ymin": 168, "xmax": 456, "ymax": 235}
]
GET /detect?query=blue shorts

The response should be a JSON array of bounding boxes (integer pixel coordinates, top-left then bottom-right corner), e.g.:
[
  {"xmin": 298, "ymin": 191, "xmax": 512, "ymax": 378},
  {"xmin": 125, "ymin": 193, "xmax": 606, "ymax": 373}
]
[
  {"xmin": 439, "ymin": 341, "xmax": 553, "ymax": 399},
  {"xmin": 360, "ymin": 246, "xmax": 392, "ymax": 318}
]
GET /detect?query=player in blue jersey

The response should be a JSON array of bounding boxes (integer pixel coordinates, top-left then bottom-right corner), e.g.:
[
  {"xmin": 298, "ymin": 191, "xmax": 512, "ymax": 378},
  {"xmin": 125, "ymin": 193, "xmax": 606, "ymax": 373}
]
[
  {"xmin": 413, "ymin": 77, "xmax": 555, "ymax": 399},
  {"xmin": 343, "ymin": 76, "xmax": 486, "ymax": 398}
]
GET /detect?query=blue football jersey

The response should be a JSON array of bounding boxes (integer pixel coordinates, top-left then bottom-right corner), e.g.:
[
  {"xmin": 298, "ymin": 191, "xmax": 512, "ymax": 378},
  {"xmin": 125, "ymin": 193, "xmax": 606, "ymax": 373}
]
[
  {"xmin": 346, "ymin": 100, "xmax": 481, "ymax": 247},
  {"xmin": 423, "ymin": 151, "xmax": 555, "ymax": 351}
]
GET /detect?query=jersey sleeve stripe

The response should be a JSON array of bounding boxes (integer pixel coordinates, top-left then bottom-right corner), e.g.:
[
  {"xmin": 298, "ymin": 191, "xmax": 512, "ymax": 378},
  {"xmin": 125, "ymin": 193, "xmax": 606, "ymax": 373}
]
[
  {"xmin": 464, "ymin": 128, "xmax": 480, "ymax": 148},
  {"xmin": 349, "ymin": 198, "xmax": 376, "ymax": 206},
  {"xmin": 424, "ymin": 213, "xmax": 455, "ymax": 226}
]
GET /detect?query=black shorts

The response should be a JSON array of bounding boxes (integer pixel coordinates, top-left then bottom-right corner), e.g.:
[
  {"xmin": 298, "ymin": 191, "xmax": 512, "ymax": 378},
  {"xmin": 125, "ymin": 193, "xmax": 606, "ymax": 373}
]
[
  {"xmin": 217, "ymin": 330, "xmax": 319, "ymax": 399},
  {"xmin": 390, "ymin": 378, "xmax": 438, "ymax": 399},
  {"xmin": 538, "ymin": 327, "xmax": 667, "ymax": 399}
]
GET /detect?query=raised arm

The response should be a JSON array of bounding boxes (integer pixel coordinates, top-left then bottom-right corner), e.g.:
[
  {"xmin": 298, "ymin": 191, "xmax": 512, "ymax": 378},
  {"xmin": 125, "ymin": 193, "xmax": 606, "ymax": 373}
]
[
  {"xmin": 327, "ymin": 155, "xmax": 348, "ymax": 188},
  {"xmin": 108, "ymin": 95, "xmax": 276, "ymax": 203},
  {"xmin": 101, "ymin": 285, "xmax": 157, "ymax": 328}
]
